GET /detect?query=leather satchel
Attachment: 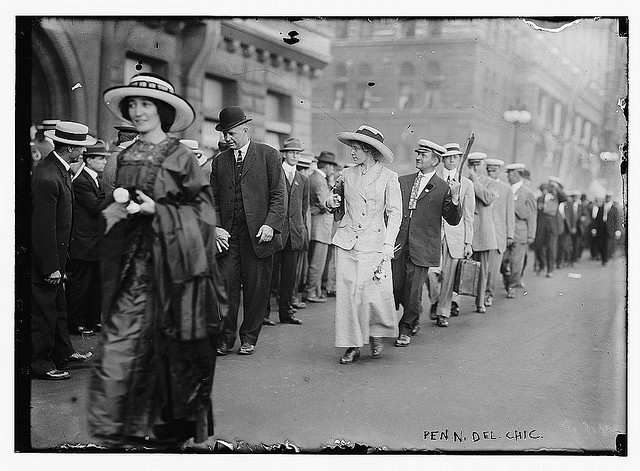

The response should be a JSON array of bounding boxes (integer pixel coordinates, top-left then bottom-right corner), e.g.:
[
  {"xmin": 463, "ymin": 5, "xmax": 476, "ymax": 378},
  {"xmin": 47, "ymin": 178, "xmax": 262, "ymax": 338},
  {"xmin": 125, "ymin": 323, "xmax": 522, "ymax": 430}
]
[{"xmin": 454, "ymin": 258, "xmax": 481, "ymax": 297}]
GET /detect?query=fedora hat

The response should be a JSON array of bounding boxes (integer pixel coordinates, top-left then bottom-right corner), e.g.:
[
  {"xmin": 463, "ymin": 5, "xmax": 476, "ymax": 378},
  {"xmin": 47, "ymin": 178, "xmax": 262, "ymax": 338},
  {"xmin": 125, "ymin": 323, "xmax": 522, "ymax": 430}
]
[
  {"xmin": 103, "ymin": 73, "xmax": 195, "ymax": 133},
  {"xmin": 215, "ymin": 106, "xmax": 252, "ymax": 132},
  {"xmin": 415, "ymin": 139, "xmax": 446, "ymax": 155},
  {"xmin": 280, "ymin": 137, "xmax": 304, "ymax": 152},
  {"xmin": 337, "ymin": 125, "xmax": 394, "ymax": 164},
  {"xmin": 84, "ymin": 139, "xmax": 110, "ymax": 157},
  {"xmin": 44, "ymin": 121, "xmax": 97, "ymax": 146},
  {"xmin": 179, "ymin": 139, "xmax": 204, "ymax": 157},
  {"xmin": 317, "ymin": 150, "xmax": 337, "ymax": 166}
]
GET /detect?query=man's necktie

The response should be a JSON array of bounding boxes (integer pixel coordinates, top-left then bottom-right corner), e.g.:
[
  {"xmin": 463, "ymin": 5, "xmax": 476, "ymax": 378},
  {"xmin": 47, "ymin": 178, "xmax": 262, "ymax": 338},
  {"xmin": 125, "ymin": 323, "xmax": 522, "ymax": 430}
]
[
  {"xmin": 408, "ymin": 174, "xmax": 423, "ymax": 210},
  {"xmin": 236, "ymin": 150, "xmax": 243, "ymax": 163}
]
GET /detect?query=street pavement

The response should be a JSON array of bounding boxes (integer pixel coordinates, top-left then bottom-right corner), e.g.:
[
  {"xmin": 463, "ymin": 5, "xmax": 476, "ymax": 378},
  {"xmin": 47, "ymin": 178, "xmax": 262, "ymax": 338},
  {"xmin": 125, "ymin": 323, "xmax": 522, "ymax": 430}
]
[{"xmin": 28, "ymin": 254, "xmax": 626, "ymax": 453}]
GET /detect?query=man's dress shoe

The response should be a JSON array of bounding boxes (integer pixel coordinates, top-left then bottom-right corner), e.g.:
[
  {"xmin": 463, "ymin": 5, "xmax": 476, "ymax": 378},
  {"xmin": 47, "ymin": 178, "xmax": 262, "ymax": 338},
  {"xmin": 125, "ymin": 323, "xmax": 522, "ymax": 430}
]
[
  {"xmin": 339, "ymin": 347, "xmax": 360, "ymax": 364},
  {"xmin": 262, "ymin": 318, "xmax": 276, "ymax": 326},
  {"xmin": 36, "ymin": 369, "xmax": 70, "ymax": 380},
  {"xmin": 304, "ymin": 296, "xmax": 326, "ymax": 303},
  {"xmin": 58, "ymin": 351, "xmax": 93, "ymax": 367},
  {"xmin": 436, "ymin": 316, "xmax": 449, "ymax": 327},
  {"xmin": 450, "ymin": 302, "xmax": 459, "ymax": 317},
  {"xmin": 291, "ymin": 301, "xmax": 307, "ymax": 309},
  {"xmin": 280, "ymin": 316, "xmax": 302, "ymax": 325},
  {"xmin": 238, "ymin": 342, "xmax": 255, "ymax": 355},
  {"xmin": 395, "ymin": 333, "xmax": 411, "ymax": 347}
]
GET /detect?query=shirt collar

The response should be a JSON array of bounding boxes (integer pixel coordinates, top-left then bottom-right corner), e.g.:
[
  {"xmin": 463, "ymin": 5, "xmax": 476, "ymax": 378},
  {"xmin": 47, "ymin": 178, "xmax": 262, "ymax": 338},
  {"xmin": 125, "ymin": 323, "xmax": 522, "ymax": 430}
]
[
  {"xmin": 236, "ymin": 139, "xmax": 251, "ymax": 158},
  {"xmin": 511, "ymin": 180, "xmax": 524, "ymax": 193},
  {"xmin": 418, "ymin": 169, "xmax": 436, "ymax": 181},
  {"xmin": 52, "ymin": 151, "xmax": 70, "ymax": 171},
  {"xmin": 442, "ymin": 168, "xmax": 457, "ymax": 180},
  {"xmin": 282, "ymin": 161, "xmax": 296, "ymax": 174},
  {"xmin": 84, "ymin": 166, "xmax": 99, "ymax": 181}
]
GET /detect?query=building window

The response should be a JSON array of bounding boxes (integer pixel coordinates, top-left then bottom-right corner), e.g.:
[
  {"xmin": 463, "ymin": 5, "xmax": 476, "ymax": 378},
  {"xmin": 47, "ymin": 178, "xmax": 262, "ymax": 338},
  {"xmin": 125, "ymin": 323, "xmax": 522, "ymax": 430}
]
[
  {"xmin": 265, "ymin": 91, "xmax": 292, "ymax": 149},
  {"xmin": 124, "ymin": 53, "xmax": 167, "ymax": 83},
  {"xmin": 582, "ymin": 120, "xmax": 592, "ymax": 147},
  {"xmin": 573, "ymin": 115, "xmax": 583, "ymax": 143},
  {"xmin": 360, "ymin": 21, "xmax": 373, "ymax": 38},
  {"xmin": 202, "ymin": 75, "xmax": 237, "ymax": 148},
  {"xmin": 427, "ymin": 20, "xmax": 442, "ymax": 37},
  {"xmin": 358, "ymin": 83, "xmax": 372, "ymax": 109},
  {"xmin": 403, "ymin": 20, "xmax": 416, "ymax": 38},
  {"xmin": 425, "ymin": 83, "xmax": 441, "ymax": 109},
  {"xmin": 538, "ymin": 93, "xmax": 548, "ymax": 127},
  {"xmin": 333, "ymin": 83, "xmax": 347, "ymax": 111},
  {"xmin": 335, "ymin": 21, "xmax": 349, "ymax": 39},
  {"xmin": 398, "ymin": 83, "xmax": 414, "ymax": 109}
]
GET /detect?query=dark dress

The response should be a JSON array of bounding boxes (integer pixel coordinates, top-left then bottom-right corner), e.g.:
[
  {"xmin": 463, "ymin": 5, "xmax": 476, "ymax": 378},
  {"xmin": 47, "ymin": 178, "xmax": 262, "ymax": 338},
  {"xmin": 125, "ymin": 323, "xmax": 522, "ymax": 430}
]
[{"xmin": 88, "ymin": 138, "xmax": 221, "ymax": 448}]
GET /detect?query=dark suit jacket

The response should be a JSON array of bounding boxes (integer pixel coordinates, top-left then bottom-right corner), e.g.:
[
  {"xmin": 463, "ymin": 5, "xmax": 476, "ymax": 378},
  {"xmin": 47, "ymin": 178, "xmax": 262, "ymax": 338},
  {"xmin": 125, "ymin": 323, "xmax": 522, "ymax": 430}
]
[
  {"xmin": 31, "ymin": 152, "xmax": 74, "ymax": 282},
  {"xmin": 604, "ymin": 202, "xmax": 623, "ymax": 237},
  {"xmin": 69, "ymin": 168, "xmax": 105, "ymax": 261},
  {"xmin": 210, "ymin": 140, "xmax": 286, "ymax": 258},
  {"xmin": 395, "ymin": 172, "xmax": 461, "ymax": 267},
  {"xmin": 561, "ymin": 200, "xmax": 577, "ymax": 234},
  {"xmin": 282, "ymin": 171, "xmax": 309, "ymax": 251}
]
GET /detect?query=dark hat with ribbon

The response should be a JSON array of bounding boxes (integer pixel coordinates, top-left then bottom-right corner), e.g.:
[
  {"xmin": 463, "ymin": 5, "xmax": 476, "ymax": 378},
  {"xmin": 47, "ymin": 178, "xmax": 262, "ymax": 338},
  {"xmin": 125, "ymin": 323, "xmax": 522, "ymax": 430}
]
[
  {"xmin": 317, "ymin": 150, "xmax": 338, "ymax": 166},
  {"xmin": 337, "ymin": 125, "xmax": 394, "ymax": 164},
  {"xmin": 84, "ymin": 139, "xmax": 111, "ymax": 157},
  {"xmin": 215, "ymin": 106, "xmax": 252, "ymax": 132},
  {"xmin": 280, "ymin": 137, "xmax": 304, "ymax": 152}
]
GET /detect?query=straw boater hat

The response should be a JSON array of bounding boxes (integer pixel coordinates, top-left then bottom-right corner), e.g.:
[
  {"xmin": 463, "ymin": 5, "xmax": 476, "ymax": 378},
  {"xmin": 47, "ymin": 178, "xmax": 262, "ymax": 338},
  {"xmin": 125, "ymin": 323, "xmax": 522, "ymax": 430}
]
[
  {"xmin": 337, "ymin": 125, "xmax": 394, "ymax": 164},
  {"xmin": 44, "ymin": 121, "xmax": 97, "ymax": 146},
  {"xmin": 36, "ymin": 119, "xmax": 61, "ymax": 131},
  {"xmin": 179, "ymin": 139, "xmax": 204, "ymax": 157},
  {"xmin": 505, "ymin": 162, "xmax": 526, "ymax": 171},
  {"xmin": 485, "ymin": 158, "xmax": 505, "ymax": 167},
  {"xmin": 467, "ymin": 152, "xmax": 487, "ymax": 161},
  {"xmin": 442, "ymin": 142, "xmax": 463, "ymax": 157},
  {"xmin": 103, "ymin": 73, "xmax": 195, "ymax": 133},
  {"xmin": 415, "ymin": 139, "xmax": 446, "ymax": 156},
  {"xmin": 84, "ymin": 139, "xmax": 111, "ymax": 157},
  {"xmin": 215, "ymin": 106, "xmax": 252, "ymax": 132},
  {"xmin": 280, "ymin": 137, "xmax": 304, "ymax": 152},
  {"xmin": 297, "ymin": 152, "xmax": 314, "ymax": 168}
]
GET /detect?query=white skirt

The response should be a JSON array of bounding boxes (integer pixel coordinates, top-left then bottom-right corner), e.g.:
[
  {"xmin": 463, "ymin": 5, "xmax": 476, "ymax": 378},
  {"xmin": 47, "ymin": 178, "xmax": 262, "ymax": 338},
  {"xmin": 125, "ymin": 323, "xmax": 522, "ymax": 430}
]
[{"xmin": 334, "ymin": 247, "xmax": 399, "ymax": 347}]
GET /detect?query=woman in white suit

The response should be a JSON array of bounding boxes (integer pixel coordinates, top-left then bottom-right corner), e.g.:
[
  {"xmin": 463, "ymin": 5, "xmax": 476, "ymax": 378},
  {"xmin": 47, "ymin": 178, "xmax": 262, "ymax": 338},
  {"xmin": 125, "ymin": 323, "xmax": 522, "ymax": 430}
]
[{"xmin": 326, "ymin": 126, "xmax": 402, "ymax": 364}]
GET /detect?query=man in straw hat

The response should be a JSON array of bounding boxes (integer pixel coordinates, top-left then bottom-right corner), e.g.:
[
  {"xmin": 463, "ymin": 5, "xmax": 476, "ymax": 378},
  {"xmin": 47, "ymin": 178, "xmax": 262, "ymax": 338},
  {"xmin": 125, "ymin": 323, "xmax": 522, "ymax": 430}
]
[
  {"xmin": 483, "ymin": 158, "xmax": 514, "ymax": 306},
  {"xmin": 426, "ymin": 142, "xmax": 475, "ymax": 327},
  {"xmin": 465, "ymin": 152, "xmax": 498, "ymax": 313},
  {"xmin": 31, "ymin": 121, "xmax": 97, "ymax": 380},
  {"xmin": 392, "ymin": 139, "xmax": 461, "ymax": 346},
  {"xmin": 210, "ymin": 106, "xmax": 286, "ymax": 356},
  {"xmin": 503, "ymin": 163, "xmax": 537, "ymax": 297},
  {"xmin": 66, "ymin": 140, "xmax": 109, "ymax": 337},
  {"xmin": 264, "ymin": 137, "xmax": 309, "ymax": 326},
  {"xmin": 304, "ymin": 151, "xmax": 338, "ymax": 303}
]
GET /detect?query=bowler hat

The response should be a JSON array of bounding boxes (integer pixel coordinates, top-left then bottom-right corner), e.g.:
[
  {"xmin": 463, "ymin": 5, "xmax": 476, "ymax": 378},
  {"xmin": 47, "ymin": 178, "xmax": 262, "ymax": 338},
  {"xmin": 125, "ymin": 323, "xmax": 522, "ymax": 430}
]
[
  {"xmin": 280, "ymin": 137, "xmax": 304, "ymax": 152},
  {"xmin": 215, "ymin": 106, "xmax": 252, "ymax": 132},
  {"xmin": 317, "ymin": 151, "xmax": 337, "ymax": 166}
]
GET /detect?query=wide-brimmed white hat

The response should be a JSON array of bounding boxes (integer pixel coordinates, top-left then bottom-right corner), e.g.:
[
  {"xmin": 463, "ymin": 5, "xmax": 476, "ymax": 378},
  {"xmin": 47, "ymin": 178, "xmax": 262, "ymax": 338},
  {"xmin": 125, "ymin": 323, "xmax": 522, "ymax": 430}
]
[
  {"xmin": 44, "ymin": 121, "xmax": 97, "ymax": 146},
  {"xmin": 337, "ymin": 125, "xmax": 394, "ymax": 164},
  {"xmin": 103, "ymin": 73, "xmax": 195, "ymax": 133}
]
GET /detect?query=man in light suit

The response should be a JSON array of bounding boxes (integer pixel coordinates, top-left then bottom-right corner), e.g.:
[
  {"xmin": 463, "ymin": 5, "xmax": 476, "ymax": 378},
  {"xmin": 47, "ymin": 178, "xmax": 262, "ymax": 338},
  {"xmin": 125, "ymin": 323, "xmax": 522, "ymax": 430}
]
[
  {"xmin": 427, "ymin": 143, "xmax": 475, "ymax": 327},
  {"xmin": 465, "ymin": 152, "xmax": 498, "ymax": 313},
  {"xmin": 484, "ymin": 158, "xmax": 514, "ymax": 306},
  {"xmin": 66, "ymin": 140, "xmax": 108, "ymax": 336},
  {"xmin": 210, "ymin": 106, "xmax": 286, "ymax": 356},
  {"xmin": 392, "ymin": 140, "xmax": 461, "ymax": 346},
  {"xmin": 31, "ymin": 121, "xmax": 96, "ymax": 380},
  {"xmin": 264, "ymin": 137, "xmax": 309, "ymax": 326},
  {"xmin": 503, "ymin": 163, "xmax": 537, "ymax": 297},
  {"xmin": 304, "ymin": 151, "xmax": 337, "ymax": 303}
]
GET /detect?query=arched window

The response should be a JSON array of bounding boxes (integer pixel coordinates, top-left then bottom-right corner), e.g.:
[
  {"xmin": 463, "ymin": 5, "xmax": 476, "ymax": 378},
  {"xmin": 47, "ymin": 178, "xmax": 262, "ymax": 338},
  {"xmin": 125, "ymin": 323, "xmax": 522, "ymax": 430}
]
[{"xmin": 335, "ymin": 62, "xmax": 348, "ymax": 79}]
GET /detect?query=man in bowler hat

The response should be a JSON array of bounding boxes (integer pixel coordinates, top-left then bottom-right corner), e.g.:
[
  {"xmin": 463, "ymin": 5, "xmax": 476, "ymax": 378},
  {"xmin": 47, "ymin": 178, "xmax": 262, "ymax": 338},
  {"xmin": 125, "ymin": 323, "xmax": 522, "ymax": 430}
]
[{"xmin": 210, "ymin": 106, "xmax": 286, "ymax": 355}]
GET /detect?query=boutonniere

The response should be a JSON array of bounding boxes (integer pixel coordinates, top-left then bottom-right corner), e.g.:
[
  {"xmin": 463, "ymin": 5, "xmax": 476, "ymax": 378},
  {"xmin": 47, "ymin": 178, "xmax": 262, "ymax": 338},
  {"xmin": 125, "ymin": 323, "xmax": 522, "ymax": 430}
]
[{"xmin": 424, "ymin": 182, "xmax": 434, "ymax": 194}]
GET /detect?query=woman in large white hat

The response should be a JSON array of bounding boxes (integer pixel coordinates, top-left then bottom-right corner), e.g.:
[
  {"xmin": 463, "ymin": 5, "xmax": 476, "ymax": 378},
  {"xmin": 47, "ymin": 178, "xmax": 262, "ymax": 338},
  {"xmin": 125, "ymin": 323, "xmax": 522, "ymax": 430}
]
[
  {"xmin": 88, "ymin": 73, "xmax": 221, "ymax": 449},
  {"xmin": 325, "ymin": 125, "xmax": 402, "ymax": 364}
]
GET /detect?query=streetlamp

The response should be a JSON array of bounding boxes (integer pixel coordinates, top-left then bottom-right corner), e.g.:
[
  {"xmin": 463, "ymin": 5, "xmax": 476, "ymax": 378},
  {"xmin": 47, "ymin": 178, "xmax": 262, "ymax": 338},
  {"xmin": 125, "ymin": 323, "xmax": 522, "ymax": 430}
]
[{"xmin": 503, "ymin": 109, "xmax": 532, "ymax": 162}]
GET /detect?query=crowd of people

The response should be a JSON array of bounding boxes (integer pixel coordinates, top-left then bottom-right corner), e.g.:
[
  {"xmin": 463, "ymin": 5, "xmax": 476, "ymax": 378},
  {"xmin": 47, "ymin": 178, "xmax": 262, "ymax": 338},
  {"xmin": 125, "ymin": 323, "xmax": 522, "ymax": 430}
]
[{"xmin": 29, "ymin": 72, "xmax": 624, "ymax": 449}]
